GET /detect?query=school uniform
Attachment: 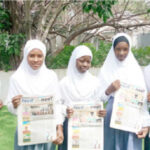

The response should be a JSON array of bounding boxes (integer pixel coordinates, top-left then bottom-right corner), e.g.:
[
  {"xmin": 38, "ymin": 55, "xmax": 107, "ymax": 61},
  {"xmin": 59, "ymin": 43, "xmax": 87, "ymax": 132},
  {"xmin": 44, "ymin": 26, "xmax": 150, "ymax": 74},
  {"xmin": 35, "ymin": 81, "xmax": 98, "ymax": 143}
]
[
  {"xmin": 98, "ymin": 33, "xmax": 150, "ymax": 150},
  {"xmin": 7, "ymin": 40, "xmax": 63, "ymax": 150},
  {"xmin": 143, "ymin": 64, "xmax": 150, "ymax": 150},
  {"xmin": 58, "ymin": 45, "xmax": 100, "ymax": 150}
]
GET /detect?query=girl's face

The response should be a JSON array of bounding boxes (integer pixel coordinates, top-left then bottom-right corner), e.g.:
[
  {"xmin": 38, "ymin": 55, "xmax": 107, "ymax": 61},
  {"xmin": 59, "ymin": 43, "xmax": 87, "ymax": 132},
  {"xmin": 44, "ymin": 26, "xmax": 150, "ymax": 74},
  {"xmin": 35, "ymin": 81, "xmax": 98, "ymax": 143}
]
[
  {"xmin": 27, "ymin": 48, "xmax": 44, "ymax": 70},
  {"xmin": 76, "ymin": 55, "xmax": 91, "ymax": 73},
  {"xmin": 114, "ymin": 41, "xmax": 129, "ymax": 61}
]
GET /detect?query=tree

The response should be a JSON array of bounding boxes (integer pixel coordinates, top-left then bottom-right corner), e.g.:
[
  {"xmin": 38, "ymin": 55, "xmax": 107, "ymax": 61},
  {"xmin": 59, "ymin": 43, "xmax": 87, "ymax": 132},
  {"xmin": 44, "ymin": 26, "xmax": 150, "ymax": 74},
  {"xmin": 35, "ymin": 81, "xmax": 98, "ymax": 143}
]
[{"xmin": 2, "ymin": 0, "xmax": 150, "ymax": 62}]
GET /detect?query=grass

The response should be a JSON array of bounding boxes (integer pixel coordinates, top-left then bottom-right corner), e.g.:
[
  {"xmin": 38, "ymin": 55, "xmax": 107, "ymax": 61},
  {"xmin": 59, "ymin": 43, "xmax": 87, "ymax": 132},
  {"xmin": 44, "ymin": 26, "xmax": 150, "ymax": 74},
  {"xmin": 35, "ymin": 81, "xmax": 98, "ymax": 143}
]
[{"xmin": 0, "ymin": 106, "xmax": 17, "ymax": 150}]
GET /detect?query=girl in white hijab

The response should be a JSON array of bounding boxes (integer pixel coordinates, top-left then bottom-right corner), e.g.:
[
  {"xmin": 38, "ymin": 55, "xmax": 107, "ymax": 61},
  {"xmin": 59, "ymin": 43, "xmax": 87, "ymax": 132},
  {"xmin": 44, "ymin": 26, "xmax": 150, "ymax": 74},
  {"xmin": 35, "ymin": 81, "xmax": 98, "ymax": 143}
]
[
  {"xmin": 98, "ymin": 33, "xmax": 149, "ymax": 150},
  {"xmin": 7, "ymin": 39, "xmax": 64, "ymax": 150},
  {"xmin": 58, "ymin": 45, "xmax": 106, "ymax": 150},
  {"xmin": 143, "ymin": 64, "xmax": 150, "ymax": 150}
]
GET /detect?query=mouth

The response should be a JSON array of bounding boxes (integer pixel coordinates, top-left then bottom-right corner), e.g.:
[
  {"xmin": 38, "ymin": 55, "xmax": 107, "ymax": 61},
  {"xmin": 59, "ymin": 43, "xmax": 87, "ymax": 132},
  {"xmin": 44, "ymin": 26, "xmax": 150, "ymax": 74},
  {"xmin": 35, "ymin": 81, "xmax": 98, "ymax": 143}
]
[
  {"xmin": 80, "ymin": 67, "xmax": 88, "ymax": 72},
  {"xmin": 118, "ymin": 56, "xmax": 126, "ymax": 61},
  {"xmin": 31, "ymin": 64, "xmax": 41, "ymax": 69},
  {"xmin": 33, "ymin": 65, "xmax": 40, "ymax": 67}
]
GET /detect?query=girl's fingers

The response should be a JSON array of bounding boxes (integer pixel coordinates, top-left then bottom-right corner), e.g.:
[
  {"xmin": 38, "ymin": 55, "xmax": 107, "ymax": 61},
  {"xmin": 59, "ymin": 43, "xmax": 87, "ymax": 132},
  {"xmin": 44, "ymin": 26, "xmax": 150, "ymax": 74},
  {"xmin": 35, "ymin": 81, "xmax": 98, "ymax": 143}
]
[
  {"xmin": 13, "ymin": 95, "xmax": 22, "ymax": 100},
  {"xmin": 12, "ymin": 98, "xmax": 21, "ymax": 108},
  {"xmin": 53, "ymin": 137, "xmax": 63, "ymax": 145}
]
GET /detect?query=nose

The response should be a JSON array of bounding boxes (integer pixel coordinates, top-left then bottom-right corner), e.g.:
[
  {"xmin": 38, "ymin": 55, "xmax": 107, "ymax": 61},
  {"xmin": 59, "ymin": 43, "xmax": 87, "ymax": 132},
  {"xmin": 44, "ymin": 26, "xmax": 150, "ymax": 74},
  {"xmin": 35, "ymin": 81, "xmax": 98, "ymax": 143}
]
[
  {"xmin": 119, "ymin": 50, "xmax": 124, "ymax": 55},
  {"xmin": 83, "ymin": 62, "xmax": 88, "ymax": 67},
  {"xmin": 33, "ymin": 56, "xmax": 38, "ymax": 62}
]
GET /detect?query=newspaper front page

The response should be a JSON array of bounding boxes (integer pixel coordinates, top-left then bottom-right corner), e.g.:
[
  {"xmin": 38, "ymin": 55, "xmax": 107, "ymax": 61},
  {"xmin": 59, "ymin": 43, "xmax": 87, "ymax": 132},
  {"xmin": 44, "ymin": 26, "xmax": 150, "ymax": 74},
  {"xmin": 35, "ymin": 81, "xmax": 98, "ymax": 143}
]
[
  {"xmin": 18, "ymin": 96, "xmax": 56, "ymax": 146},
  {"xmin": 68, "ymin": 103, "xmax": 103, "ymax": 150},
  {"xmin": 110, "ymin": 82, "xmax": 145, "ymax": 133}
]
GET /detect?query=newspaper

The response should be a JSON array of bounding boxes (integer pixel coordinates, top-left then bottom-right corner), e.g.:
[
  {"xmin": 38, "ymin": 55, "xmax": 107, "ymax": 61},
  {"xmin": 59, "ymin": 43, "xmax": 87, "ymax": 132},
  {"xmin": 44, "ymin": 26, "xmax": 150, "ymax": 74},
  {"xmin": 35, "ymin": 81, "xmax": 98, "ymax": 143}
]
[
  {"xmin": 17, "ymin": 96, "xmax": 56, "ymax": 146},
  {"xmin": 68, "ymin": 103, "xmax": 103, "ymax": 150},
  {"xmin": 110, "ymin": 82, "xmax": 145, "ymax": 133}
]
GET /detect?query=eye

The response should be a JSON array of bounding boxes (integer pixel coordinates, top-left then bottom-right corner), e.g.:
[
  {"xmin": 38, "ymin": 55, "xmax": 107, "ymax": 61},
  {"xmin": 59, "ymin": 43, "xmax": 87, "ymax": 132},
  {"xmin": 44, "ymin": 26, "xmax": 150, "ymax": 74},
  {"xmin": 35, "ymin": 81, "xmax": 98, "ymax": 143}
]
[
  {"xmin": 29, "ymin": 54, "xmax": 35, "ymax": 58},
  {"xmin": 123, "ymin": 48, "xmax": 128, "ymax": 51},
  {"xmin": 79, "ymin": 59, "xmax": 84, "ymax": 63},
  {"xmin": 37, "ymin": 54, "xmax": 43, "ymax": 58},
  {"xmin": 86, "ymin": 60, "xmax": 91, "ymax": 64}
]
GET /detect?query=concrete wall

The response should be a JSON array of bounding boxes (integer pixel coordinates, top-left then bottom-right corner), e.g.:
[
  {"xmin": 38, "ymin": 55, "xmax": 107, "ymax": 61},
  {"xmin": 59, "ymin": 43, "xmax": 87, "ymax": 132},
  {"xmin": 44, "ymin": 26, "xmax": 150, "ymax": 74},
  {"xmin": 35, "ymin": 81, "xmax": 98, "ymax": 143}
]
[
  {"xmin": 136, "ymin": 33, "xmax": 150, "ymax": 48},
  {"xmin": 0, "ymin": 68, "xmax": 100, "ymax": 104}
]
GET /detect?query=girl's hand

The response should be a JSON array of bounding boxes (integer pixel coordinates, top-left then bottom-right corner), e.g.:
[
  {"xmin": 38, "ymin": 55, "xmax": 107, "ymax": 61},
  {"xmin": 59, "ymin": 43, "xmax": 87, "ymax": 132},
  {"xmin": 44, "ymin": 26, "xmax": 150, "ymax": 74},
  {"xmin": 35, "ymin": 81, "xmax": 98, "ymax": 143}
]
[
  {"xmin": 105, "ymin": 80, "xmax": 120, "ymax": 95},
  {"xmin": 136, "ymin": 127, "xmax": 149, "ymax": 139},
  {"xmin": 53, "ymin": 125, "xmax": 64, "ymax": 145},
  {"xmin": 66, "ymin": 108, "xmax": 74, "ymax": 118},
  {"xmin": 97, "ymin": 109, "xmax": 107, "ymax": 117},
  {"xmin": 148, "ymin": 92, "xmax": 150, "ymax": 102},
  {"xmin": 12, "ymin": 95, "xmax": 22, "ymax": 109}
]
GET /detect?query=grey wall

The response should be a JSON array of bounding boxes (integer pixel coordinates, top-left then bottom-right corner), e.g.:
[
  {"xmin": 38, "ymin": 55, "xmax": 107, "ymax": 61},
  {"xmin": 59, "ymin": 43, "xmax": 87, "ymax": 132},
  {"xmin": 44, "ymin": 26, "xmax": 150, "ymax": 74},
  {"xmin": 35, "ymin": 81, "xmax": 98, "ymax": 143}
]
[{"xmin": 136, "ymin": 33, "xmax": 150, "ymax": 48}]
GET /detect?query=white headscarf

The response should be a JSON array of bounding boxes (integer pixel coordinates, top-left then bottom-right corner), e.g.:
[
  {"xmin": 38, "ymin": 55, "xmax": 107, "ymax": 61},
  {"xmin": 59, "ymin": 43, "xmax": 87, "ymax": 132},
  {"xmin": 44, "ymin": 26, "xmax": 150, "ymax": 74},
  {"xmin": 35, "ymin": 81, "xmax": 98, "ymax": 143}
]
[
  {"xmin": 7, "ymin": 39, "xmax": 60, "ymax": 115},
  {"xmin": 143, "ymin": 64, "xmax": 150, "ymax": 91},
  {"xmin": 98, "ymin": 33, "xmax": 146, "ymax": 92},
  {"xmin": 60, "ymin": 45, "xmax": 99, "ymax": 107}
]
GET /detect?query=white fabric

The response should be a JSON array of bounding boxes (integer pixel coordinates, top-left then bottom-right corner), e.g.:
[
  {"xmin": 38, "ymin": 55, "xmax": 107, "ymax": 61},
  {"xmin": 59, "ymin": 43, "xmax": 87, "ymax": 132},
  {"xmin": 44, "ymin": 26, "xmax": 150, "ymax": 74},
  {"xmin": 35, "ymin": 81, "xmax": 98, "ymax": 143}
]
[
  {"xmin": 143, "ymin": 64, "xmax": 150, "ymax": 127},
  {"xmin": 143, "ymin": 64, "xmax": 150, "ymax": 92},
  {"xmin": 98, "ymin": 33, "xmax": 150, "ymax": 127},
  {"xmin": 98, "ymin": 33, "xmax": 147, "ymax": 98},
  {"xmin": 60, "ymin": 45, "xmax": 100, "ymax": 117},
  {"xmin": 7, "ymin": 39, "xmax": 63, "ymax": 124}
]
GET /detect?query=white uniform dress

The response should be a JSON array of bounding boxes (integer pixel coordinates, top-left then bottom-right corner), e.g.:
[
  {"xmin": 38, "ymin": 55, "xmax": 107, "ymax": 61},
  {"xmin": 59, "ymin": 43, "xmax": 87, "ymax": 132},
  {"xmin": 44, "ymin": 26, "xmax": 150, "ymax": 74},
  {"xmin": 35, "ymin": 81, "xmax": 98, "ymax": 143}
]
[
  {"xmin": 58, "ymin": 45, "xmax": 100, "ymax": 150},
  {"xmin": 7, "ymin": 40, "xmax": 63, "ymax": 150},
  {"xmin": 98, "ymin": 33, "xmax": 150, "ymax": 150}
]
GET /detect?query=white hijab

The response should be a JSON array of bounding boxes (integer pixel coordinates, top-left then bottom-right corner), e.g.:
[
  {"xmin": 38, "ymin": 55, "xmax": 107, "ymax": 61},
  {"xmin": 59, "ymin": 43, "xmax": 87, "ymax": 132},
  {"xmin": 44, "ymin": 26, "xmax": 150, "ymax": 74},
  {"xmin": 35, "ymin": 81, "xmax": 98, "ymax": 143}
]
[
  {"xmin": 60, "ymin": 45, "xmax": 99, "ymax": 106},
  {"xmin": 98, "ymin": 33, "xmax": 146, "ymax": 92},
  {"xmin": 7, "ymin": 39, "xmax": 60, "ymax": 114},
  {"xmin": 143, "ymin": 64, "xmax": 150, "ymax": 92}
]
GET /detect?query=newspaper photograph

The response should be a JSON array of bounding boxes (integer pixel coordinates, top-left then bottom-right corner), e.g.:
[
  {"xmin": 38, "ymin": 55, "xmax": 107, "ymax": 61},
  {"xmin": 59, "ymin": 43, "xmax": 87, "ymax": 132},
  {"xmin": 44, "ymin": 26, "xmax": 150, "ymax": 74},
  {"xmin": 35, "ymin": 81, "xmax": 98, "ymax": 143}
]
[
  {"xmin": 110, "ymin": 82, "xmax": 145, "ymax": 133},
  {"xmin": 17, "ymin": 96, "xmax": 56, "ymax": 146},
  {"xmin": 68, "ymin": 103, "xmax": 103, "ymax": 150}
]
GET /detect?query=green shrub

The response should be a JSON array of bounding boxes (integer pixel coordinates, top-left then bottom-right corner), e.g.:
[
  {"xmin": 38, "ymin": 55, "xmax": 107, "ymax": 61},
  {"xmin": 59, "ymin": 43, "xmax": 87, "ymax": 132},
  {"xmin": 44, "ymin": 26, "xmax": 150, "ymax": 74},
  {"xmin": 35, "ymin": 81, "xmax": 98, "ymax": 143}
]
[
  {"xmin": 46, "ymin": 41, "xmax": 111, "ymax": 69},
  {"xmin": 46, "ymin": 41, "xmax": 150, "ymax": 69},
  {"xmin": 0, "ymin": 33, "xmax": 26, "ymax": 71},
  {"xmin": 0, "ymin": 6, "xmax": 12, "ymax": 31},
  {"xmin": 83, "ymin": 41, "xmax": 111, "ymax": 67},
  {"xmin": 132, "ymin": 47, "xmax": 150, "ymax": 66},
  {"xmin": 46, "ymin": 45, "xmax": 75, "ymax": 69},
  {"xmin": 0, "ymin": 38, "xmax": 149, "ymax": 71},
  {"xmin": 0, "ymin": 5, "xmax": 26, "ymax": 71}
]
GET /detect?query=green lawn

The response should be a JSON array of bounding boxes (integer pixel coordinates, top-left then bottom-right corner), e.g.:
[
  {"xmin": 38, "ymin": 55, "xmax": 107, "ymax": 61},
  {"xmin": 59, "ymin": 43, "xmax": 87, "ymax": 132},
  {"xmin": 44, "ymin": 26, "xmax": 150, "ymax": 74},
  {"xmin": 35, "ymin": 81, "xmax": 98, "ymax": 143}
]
[{"xmin": 0, "ymin": 106, "xmax": 17, "ymax": 150}]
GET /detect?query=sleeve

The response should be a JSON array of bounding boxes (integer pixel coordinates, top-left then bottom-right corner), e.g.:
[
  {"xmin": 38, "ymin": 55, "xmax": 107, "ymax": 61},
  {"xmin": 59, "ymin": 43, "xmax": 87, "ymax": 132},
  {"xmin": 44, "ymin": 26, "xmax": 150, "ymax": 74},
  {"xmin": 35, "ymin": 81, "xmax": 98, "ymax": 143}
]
[
  {"xmin": 141, "ymin": 98, "xmax": 150, "ymax": 127},
  {"xmin": 53, "ymin": 74, "xmax": 65, "ymax": 125},
  {"xmin": 96, "ymin": 76, "xmax": 110, "ymax": 102},
  {"xmin": 7, "ymin": 77, "xmax": 19, "ymax": 115},
  {"xmin": 58, "ymin": 77, "xmax": 69, "ymax": 120},
  {"xmin": 143, "ymin": 65, "xmax": 150, "ymax": 92},
  {"xmin": 100, "ymin": 91, "xmax": 111, "ymax": 102},
  {"xmin": 142, "ymin": 66, "xmax": 150, "ymax": 127}
]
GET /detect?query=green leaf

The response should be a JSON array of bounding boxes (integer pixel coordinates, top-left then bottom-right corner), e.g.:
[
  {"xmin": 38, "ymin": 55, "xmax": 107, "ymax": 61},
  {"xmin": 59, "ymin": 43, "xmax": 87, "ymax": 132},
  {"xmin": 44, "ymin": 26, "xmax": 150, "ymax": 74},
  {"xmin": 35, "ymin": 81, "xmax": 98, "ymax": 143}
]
[{"xmin": 147, "ymin": 9, "xmax": 150, "ymax": 13}]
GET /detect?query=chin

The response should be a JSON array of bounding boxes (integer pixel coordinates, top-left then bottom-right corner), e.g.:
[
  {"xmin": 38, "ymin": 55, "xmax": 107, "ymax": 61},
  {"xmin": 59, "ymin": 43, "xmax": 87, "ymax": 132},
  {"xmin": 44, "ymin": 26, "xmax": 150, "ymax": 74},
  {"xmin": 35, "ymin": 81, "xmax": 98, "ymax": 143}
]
[
  {"xmin": 119, "ymin": 59, "xmax": 124, "ymax": 61},
  {"xmin": 32, "ymin": 66, "xmax": 41, "ymax": 70},
  {"xmin": 118, "ymin": 58, "xmax": 126, "ymax": 61},
  {"xmin": 81, "ymin": 70, "xmax": 87, "ymax": 73}
]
